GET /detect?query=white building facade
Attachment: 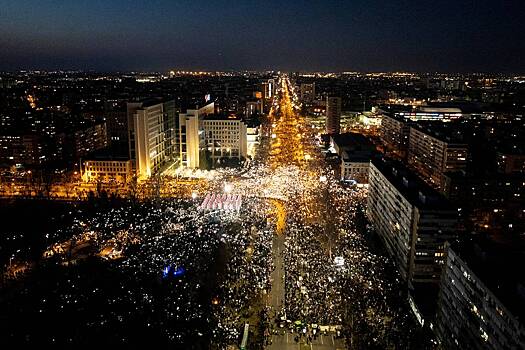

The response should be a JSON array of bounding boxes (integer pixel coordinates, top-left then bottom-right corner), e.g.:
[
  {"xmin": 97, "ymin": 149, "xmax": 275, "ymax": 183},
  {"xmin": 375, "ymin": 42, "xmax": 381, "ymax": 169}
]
[
  {"xmin": 82, "ymin": 159, "xmax": 132, "ymax": 183},
  {"xmin": 127, "ymin": 99, "xmax": 177, "ymax": 178},
  {"xmin": 367, "ymin": 158, "xmax": 458, "ymax": 286},
  {"xmin": 179, "ymin": 103, "xmax": 248, "ymax": 169}
]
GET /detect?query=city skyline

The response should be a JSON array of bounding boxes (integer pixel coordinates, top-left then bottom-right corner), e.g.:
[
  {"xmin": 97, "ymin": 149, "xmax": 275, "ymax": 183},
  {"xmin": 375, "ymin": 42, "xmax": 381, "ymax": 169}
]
[
  {"xmin": 1, "ymin": 0, "xmax": 525, "ymax": 73},
  {"xmin": 1, "ymin": 2, "xmax": 525, "ymax": 348}
]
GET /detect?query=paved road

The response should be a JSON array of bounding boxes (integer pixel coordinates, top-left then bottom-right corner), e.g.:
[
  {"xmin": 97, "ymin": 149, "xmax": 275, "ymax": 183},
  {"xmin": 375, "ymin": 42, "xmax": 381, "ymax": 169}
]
[
  {"xmin": 267, "ymin": 234, "xmax": 345, "ymax": 350},
  {"xmin": 266, "ymin": 76, "xmax": 345, "ymax": 350}
]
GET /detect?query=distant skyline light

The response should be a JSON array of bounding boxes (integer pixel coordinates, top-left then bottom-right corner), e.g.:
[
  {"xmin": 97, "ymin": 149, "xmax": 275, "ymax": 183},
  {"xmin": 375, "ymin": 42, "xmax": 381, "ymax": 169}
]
[{"xmin": 1, "ymin": 0, "xmax": 524, "ymax": 73}]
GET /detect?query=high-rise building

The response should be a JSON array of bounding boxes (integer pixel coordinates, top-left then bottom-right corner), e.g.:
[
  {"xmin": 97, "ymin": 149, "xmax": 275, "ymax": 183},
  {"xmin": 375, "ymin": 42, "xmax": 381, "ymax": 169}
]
[
  {"xmin": 0, "ymin": 134, "xmax": 44, "ymax": 166},
  {"xmin": 262, "ymin": 80, "xmax": 274, "ymax": 100},
  {"xmin": 435, "ymin": 239, "xmax": 525, "ymax": 350},
  {"xmin": 367, "ymin": 157, "xmax": 458, "ymax": 287},
  {"xmin": 179, "ymin": 102, "xmax": 248, "ymax": 169},
  {"xmin": 246, "ymin": 100, "xmax": 263, "ymax": 118},
  {"xmin": 380, "ymin": 114, "xmax": 411, "ymax": 159},
  {"xmin": 105, "ymin": 110, "xmax": 128, "ymax": 145},
  {"xmin": 325, "ymin": 97, "xmax": 341, "ymax": 134},
  {"xmin": 127, "ymin": 99, "xmax": 177, "ymax": 178},
  {"xmin": 70, "ymin": 122, "xmax": 107, "ymax": 158},
  {"xmin": 380, "ymin": 110, "xmax": 463, "ymax": 161},
  {"xmin": 178, "ymin": 109, "xmax": 200, "ymax": 169},
  {"xmin": 261, "ymin": 79, "xmax": 276, "ymax": 114},
  {"xmin": 300, "ymin": 83, "xmax": 315, "ymax": 103},
  {"xmin": 408, "ymin": 124, "xmax": 468, "ymax": 191},
  {"xmin": 201, "ymin": 117, "xmax": 247, "ymax": 168}
]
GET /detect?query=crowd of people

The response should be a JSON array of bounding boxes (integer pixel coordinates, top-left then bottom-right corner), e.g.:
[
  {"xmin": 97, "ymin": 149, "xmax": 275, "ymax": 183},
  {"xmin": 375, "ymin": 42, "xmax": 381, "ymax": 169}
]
[
  {"xmin": 2, "ymin": 75, "xmax": 426, "ymax": 349},
  {"xmin": 1, "ymin": 194, "xmax": 279, "ymax": 347},
  {"xmin": 274, "ymin": 166, "xmax": 420, "ymax": 348}
]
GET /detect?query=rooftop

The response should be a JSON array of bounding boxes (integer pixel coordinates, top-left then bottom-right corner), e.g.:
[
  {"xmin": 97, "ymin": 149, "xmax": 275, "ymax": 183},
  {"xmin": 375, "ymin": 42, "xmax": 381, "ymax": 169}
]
[
  {"xmin": 139, "ymin": 97, "xmax": 173, "ymax": 108},
  {"xmin": 330, "ymin": 132, "xmax": 375, "ymax": 150},
  {"xmin": 410, "ymin": 122, "xmax": 467, "ymax": 144},
  {"xmin": 202, "ymin": 113, "xmax": 242, "ymax": 121},
  {"xmin": 84, "ymin": 144, "xmax": 130, "ymax": 161},
  {"xmin": 371, "ymin": 157, "xmax": 455, "ymax": 210}
]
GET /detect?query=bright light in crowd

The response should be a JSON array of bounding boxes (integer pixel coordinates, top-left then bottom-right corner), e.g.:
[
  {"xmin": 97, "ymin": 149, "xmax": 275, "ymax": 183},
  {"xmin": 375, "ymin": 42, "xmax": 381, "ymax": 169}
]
[
  {"xmin": 191, "ymin": 191, "xmax": 198, "ymax": 199},
  {"xmin": 319, "ymin": 175, "xmax": 327, "ymax": 182},
  {"xmin": 223, "ymin": 183, "xmax": 232, "ymax": 193},
  {"xmin": 271, "ymin": 134, "xmax": 277, "ymax": 139},
  {"xmin": 304, "ymin": 154, "xmax": 311, "ymax": 161}
]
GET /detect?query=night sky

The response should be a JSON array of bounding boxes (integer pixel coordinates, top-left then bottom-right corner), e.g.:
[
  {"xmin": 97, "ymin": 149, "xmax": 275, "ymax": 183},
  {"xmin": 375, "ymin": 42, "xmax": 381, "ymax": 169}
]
[{"xmin": 1, "ymin": 0, "xmax": 524, "ymax": 73}]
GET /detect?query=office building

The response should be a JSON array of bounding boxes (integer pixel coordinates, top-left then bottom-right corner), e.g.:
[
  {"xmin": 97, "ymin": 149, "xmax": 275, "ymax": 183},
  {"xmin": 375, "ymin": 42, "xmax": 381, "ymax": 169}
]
[
  {"xmin": 246, "ymin": 123, "xmax": 260, "ymax": 159},
  {"xmin": 179, "ymin": 102, "xmax": 248, "ymax": 169},
  {"xmin": 127, "ymin": 99, "xmax": 177, "ymax": 178},
  {"xmin": 82, "ymin": 158, "xmax": 132, "ymax": 183},
  {"xmin": 367, "ymin": 157, "xmax": 458, "ymax": 287},
  {"xmin": 201, "ymin": 117, "xmax": 247, "ymax": 167},
  {"xmin": 325, "ymin": 97, "xmax": 341, "ymax": 134},
  {"xmin": 261, "ymin": 79, "xmax": 276, "ymax": 114},
  {"xmin": 396, "ymin": 107, "xmax": 463, "ymax": 122},
  {"xmin": 178, "ymin": 108, "xmax": 201, "ymax": 169},
  {"xmin": 435, "ymin": 238, "xmax": 525, "ymax": 350}
]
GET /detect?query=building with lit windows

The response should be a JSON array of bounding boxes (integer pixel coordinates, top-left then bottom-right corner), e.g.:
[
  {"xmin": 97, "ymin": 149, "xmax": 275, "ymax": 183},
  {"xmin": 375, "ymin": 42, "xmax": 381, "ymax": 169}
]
[
  {"xmin": 380, "ymin": 114, "xmax": 411, "ymax": 159},
  {"xmin": 497, "ymin": 151, "xmax": 525, "ymax": 174},
  {"xmin": 396, "ymin": 107, "xmax": 463, "ymax": 122},
  {"xmin": 201, "ymin": 117, "xmax": 247, "ymax": 167},
  {"xmin": 408, "ymin": 123, "xmax": 468, "ymax": 191},
  {"xmin": 245, "ymin": 100, "xmax": 263, "ymax": 117},
  {"xmin": 330, "ymin": 133, "xmax": 376, "ymax": 183},
  {"xmin": 380, "ymin": 109, "xmax": 465, "ymax": 161},
  {"xmin": 82, "ymin": 158, "xmax": 132, "ymax": 183},
  {"xmin": 127, "ymin": 99, "xmax": 177, "ymax": 178},
  {"xmin": 341, "ymin": 155, "xmax": 370, "ymax": 183},
  {"xmin": 435, "ymin": 238, "xmax": 525, "ymax": 350},
  {"xmin": 179, "ymin": 102, "xmax": 248, "ymax": 169},
  {"xmin": 178, "ymin": 109, "xmax": 200, "ymax": 169},
  {"xmin": 367, "ymin": 157, "xmax": 458, "ymax": 287},
  {"xmin": 262, "ymin": 79, "xmax": 275, "ymax": 100},
  {"xmin": 300, "ymin": 83, "xmax": 315, "ymax": 103},
  {"xmin": 261, "ymin": 79, "xmax": 276, "ymax": 113},
  {"xmin": 355, "ymin": 111, "xmax": 382, "ymax": 135},
  {"xmin": 70, "ymin": 122, "xmax": 107, "ymax": 158},
  {"xmin": 246, "ymin": 123, "xmax": 260, "ymax": 159},
  {"xmin": 0, "ymin": 135, "xmax": 44, "ymax": 167},
  {"xmin": 325, "ymin": 96, "xmax": 341, "ymax": 134},
  {"xmin": 105, "ymin": 109, "xmax": 128, "ymax": 145}
]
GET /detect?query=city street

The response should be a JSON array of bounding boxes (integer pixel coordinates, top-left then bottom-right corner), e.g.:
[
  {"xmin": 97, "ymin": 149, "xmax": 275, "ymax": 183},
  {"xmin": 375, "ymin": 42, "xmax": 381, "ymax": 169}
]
[
  {"xmin": 1, "ymin": 75, "xmax": 419, "ymax": 349},
  {"xmin": 2, "ymin": 2, "xmax": 521, "ymax": 346},
  {"xmin": 263, "ymin": 77, "xmax": 345, "ymax": 349}
]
